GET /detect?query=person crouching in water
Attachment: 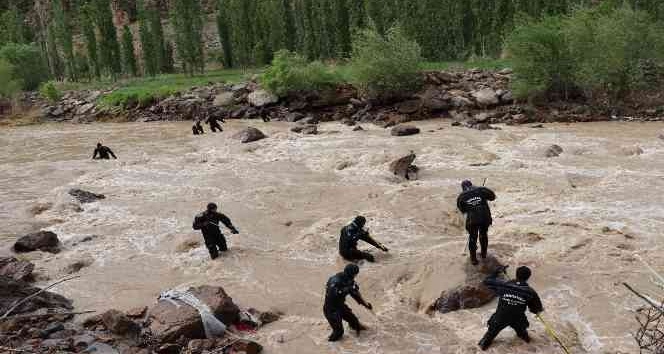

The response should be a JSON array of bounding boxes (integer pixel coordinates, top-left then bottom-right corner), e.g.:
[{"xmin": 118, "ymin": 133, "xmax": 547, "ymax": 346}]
[
  {"xmin": 324, "ymin": 264, "xmax": 373, "ymax": 342},
  {"xmin": 339, "ymin": 216, "xmax": 388, "ymax": 263},
  {"xmin": 192, "ymin": 120, "xmax": 204, "ymax": 135},
  {"xmin": 457, "ymin": 180, "xmax": 496, "ymax": 265},
  {"xmin": 192, "ymin": 203, "xmax": 239, "ymax": 259},
  {"xmin": 479, "ymin": 265, "xmax": 543, "ymax": 350}
]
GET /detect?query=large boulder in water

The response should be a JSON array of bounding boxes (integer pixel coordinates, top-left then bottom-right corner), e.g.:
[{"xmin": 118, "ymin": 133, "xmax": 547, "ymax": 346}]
[
  {"xmin": 13, "ymin": 231, "xmax": 60, "ymax": 253},
  {"xmin": 147, "ymin": 286, "xmax": 240, "ymax": 343},
  {"xmin": 68, "ymin": 189, "xmax": 105, "ymax": 203},
  {"xmin": 389, "ymin": 151, "xmax": 419, "ymax": 180},
  {"xmin": 471, "ymin": 88, "xmax": 500, "ymax": 106},
  {"xmin": 101, "ymin": 309, "xmax": 140, "ymax": 336},
  {"xmin": 0, "ymin": 276, "xmax": 73, "ymax": 315},
  {"xmin": 391, "ymin": 125, "xmax": 420, "ymax": 137},
  {"xmin": 0, "ymin": 256, "xmax": 34, "ymax": 281},
  {"xmin": 428, "ymin": 255, "xmax": 504, "ymax": 314},
  {"xmin": 544, "ymin": 144, "xmax": 564, "ymax": 158},
  {"xmin": 234, "ymin": 127, "xmax": 266, "ymax": 143}
]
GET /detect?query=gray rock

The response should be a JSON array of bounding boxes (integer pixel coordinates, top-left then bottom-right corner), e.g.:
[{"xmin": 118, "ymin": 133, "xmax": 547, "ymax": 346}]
[
  {"xmin": 389, "ymin": 152, "xmax": 418, "ymax": 180},
  {"xmin": 101, "ymin": 309, "xmax": 139, "ymax": 336},
  {"xmin": 545, "ymin": 144, "xmax": 564, "ymax": 158},
  {"xmin": 68, "ymin": 189, "xmax": 105, "ymax": 203},
  {"xmin": 291, "ymin": 125, "xmax": 318, "ymax": 135},
  {"xmin": 286, "ymin": 112, "xmax": 305, "ymax": 122},
  {"xmin": 63, "ymin": 257, "xmax": 94, "ymax": 274},
  {"xmin": 247, "ymin": 89, "xmax": 278, "ymax": 107},
  {"xmin": 234, "ymin": 127, "xmax": 266, "ymax": 143},
  {"xmin": 212, "ymin": 92, "xmax": 234, "ymax": 107},
  {"xmin": 450, "ymin": 94, "xmax": 473, "ymax": 108},
  {"xmin": 13, "ymin": 231, "xmax": 60, "ymax": 253},
  {"xmin": 471, "ymin": 88, "xmax": 499, "ymax": 106},
  {"xmin": 84, "ymin": 342, "xmax": 120, "ymax": 354},
  {"xmin": 498, "ymin": 68, "xmax": 513, "ymax": 75},
  {"xmin": 231, "ymin": 83, "xmax": 248, "ymax": 92},
  {"xmin": 391, "ymin": 125, "xmax": 420, "ymax": 137},
  {"xmin": 0, "ymin": 256, "xmax": 34, "ymax": 281},
  {"xmin": 397, "ymin": 100, "xmax": 421, "ymax": 114},
  {"xmin": 73, "ymin": 334, "xmax": 96, "ymax": 348},
  {"xmin": 76, "ymin": 103, "xmax": 95, "ymax": 116},
  {"xmin": 499, "ymin": 90, "xmax": 514, "ymax": 104}
]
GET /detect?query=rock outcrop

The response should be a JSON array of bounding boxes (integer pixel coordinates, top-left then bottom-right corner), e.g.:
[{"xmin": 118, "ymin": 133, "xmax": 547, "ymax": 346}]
[
  {"xmin": 0, "ymin": 256, "xmax": 35, "ymax": 281},
  {"xmin": 68, "ymin": 188, "xmax": 106, "ymax": 203},
  {"xmin": 234, "ymin": 127, "xmax": 266, "ymax": 143},
  {"xmin": 0, "ymin": 276, "xmax": 73, "ymax": 315},
  {"xmin": 13, "ymin": 231, "xmax": 60, "ymax": 253},
  {"xmin": 391, "ymin": 125, "xmax": 421, "ymax": 136},
  {"xmin": 389, "ymin": 152, "xmax": 419, "ymax": 180}
]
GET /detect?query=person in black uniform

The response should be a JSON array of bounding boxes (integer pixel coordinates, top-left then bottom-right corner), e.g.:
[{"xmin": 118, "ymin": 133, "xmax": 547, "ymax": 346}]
[
  {"xmin": 192, "ymin": 203, "xmax": 239, "ymax": 259},
  {"xmin": 192, "ymin": 120, "xmax": 205, "ymax": 135},
  {"xmin": 206, "ymin": 115, "xmax": 224, "ymax": 132},
  {"xmin": 457, "ymin": 180, "xmax": 496, "ymax": 265},
  {"xmin": 339, "ymin": 216, "xmax": 388, "ymax": 263},
  {"xmin": 479, "ymin": 265, "xmax": 544, "ymax": 350},
  {"xmin": 324, "ymin": 264, "xmax": 373, "ymax": 342},
  {"xmin": 92, "ymin": 143, "xmax": 117, "ymax": 160}
]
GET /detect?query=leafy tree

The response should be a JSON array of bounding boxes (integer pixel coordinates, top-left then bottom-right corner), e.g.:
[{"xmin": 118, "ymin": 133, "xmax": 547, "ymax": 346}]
[
  {"xmin": 93, "ymin": 0, "xmax": 122, "ymax": 79},
  {"xmin": 81, "ymin": 4, "xmax": 100, "ymax": 79},
  {"xmin": 0, "ymin": 59, "xmax": 22, "ymax": 98},
  {"xmin": 0, "ymin": 6, "xmax": 25, "ymax": 46},
  {"xmin": 0, "ymin": 43, "xmax": 50, "ymax": 90},
  {"xmin": 137, "ymin": 0, "xmax": 157, "ymax": 76},
  {"xmin": 121, "ymin": 25, "xmax": 137, "ymax": 77},
  {"xmin": 216, "ymin": 0, "xmax": 234, "ymax": 68},
  {"xmin": 52, "ymin": 0, "xmax": 75, "ymax": 81},
  {"xmin": 171, "ymin": 0, "xmax": 205, "ymax": 75}
]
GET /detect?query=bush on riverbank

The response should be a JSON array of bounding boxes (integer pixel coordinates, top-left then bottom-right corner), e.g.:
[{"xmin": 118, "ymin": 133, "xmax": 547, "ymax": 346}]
[
  {"xmin": 507, "ymin": 4, "xmax": 664, "ymax": 103},
  {"xmin": 261, "ymin": 50, "xmax": 342, "ymax": 97},
  {"xmin": 0, "ymin": 44, "xmax": 49, "ymax": 91}
]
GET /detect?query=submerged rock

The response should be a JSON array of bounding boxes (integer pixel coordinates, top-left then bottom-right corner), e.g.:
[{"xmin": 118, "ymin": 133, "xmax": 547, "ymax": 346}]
[
  {"xmin": 391, "ymin": 125, "xmax": 420, "ymax": 137},
  {"xmin": 428, "ymin": 255, "xmax": 504, "ymax": 314},
  {"xmin": 14, "ymin": 231, "xmax": 60, "ymax": 253},
  {"xmin": 234, "ymin": 127, "xmax": 266, "ymax": 143},
  {"xmin": 389, "ymin": 151, "xmax": 419, "ymax": 180},
  {"xmin": 544, "ymin": 144, "xmax": 564, "ymax": 158},
  {"xmin": 0, "ymin": 256, "xmax": 34, "ymax": 281},
  {"xmin": 68, "ymin": 188, "xmax": 106, "ymax": 203}
]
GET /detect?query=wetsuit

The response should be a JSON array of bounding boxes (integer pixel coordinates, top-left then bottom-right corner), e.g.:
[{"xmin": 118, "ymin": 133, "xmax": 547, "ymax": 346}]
[
  {"xmin": 457, "ymin": 186, "xmax": 496, "ymax": 259},
  {"xmin": 193, "ymin": 211, "xmax": 238, "ymax": 259},
  {"xmin": 193, "ymin": 122, "xmax": 204, "ymax": 135},
  {"xmin": 339, "ymin": 222, "xmax": 382, "ymax": 262},
  {"xmin": 207, "ymin": 116, "xmax": 224, "ymax": 132},
  {"xmin": 92, "ymin": 146, "xmax": 117, "ymax": 159},
  {"xmin": 479, "ymin": 271, "xmax": 543, "ymax": 349},
  {"xmin": 323, "ymin": 272, "xmax": 367, "ymax": 341}
]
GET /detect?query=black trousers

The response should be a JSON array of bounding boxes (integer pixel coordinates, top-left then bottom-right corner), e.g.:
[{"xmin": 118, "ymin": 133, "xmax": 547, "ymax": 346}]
[
  {"xmin": 480, "ymin": 314, "xmax": 530, "ymax": 347},
  {"xmin": 210, "ymin": 122, "xmax": 223, "ymax": 132},
  {"xmin": 324, "ymin": 304, "xmax": 361, "ymax": 339},
  {"xmin": 202, "ymin": 231, "xmax": 227, "ymax": 259},
  {"xmin": 467, "ymin": 223, "xmax": 490, "ymax": 256},
  {"xmin": 340, "ymin": 249, "xmax": 375, "ymax": 262}
]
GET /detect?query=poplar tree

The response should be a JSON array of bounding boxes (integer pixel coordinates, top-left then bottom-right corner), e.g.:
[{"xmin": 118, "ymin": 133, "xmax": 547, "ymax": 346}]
[
  {"xmin": 137, "ymin": 0, "xmax": 156, "ymax": 76},
  {"xmin": 121, "ymin": 25, "xmax": 137, "ymax": 76},
  {"xmin": 216, "ymin": 0, "xmax": 234, "ymax": 68},
  {"xmin": 93, "ymin": 0, "xmax": 122, "ymax": 79},
  {"xmin": 52, "ymin": 0, "xmax": 75, "ymax": 81},
  {"xmin": 0, "ymin": 6, "xmax": 25, "ymax": 46},
  {"xmin": 171, "ymin": 0, "xmax": 205, "ymax": 75},
  {"xmin": 81, "ymin": 4, "xmax": 100, "ymax": 79}
]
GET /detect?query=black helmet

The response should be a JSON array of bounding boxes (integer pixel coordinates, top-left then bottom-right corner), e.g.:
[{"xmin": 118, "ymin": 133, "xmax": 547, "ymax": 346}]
[
  {"xmin": 97, "ymin": 142, "xmax": 102, "ymax": 148},
  {"xmin": 461, "ymin": 180, "xmax": 473, "ymax": 191},
  {"xmin": 353, "ymin": 216, "xmax": 366, "ymax": 228},
  {"xmin": 207, "ymin": 203, "xmax": 218, "ymax": 211},
  {"xmin": 516, "ymin": 266, "xmax": 532, "ymax": 282},
  {"xmin": 344, "ymin": 264, "xmax": 360, "ymax": 278}
]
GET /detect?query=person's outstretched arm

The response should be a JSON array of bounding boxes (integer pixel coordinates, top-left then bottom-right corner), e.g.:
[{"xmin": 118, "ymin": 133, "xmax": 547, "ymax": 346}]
[
  {"xmin": 360, "ymin": 231, "xmax": 388, "ymax": 252},
  {"xmin": 92, "ymin": 148, "xmax": 98, "ymax": 159},
  {"xmin": 350, "ymin": 284, "xmax": 373, "ymax": 310},
  {"xmin": 109, "ymin": 149, "xmax": 117, "ymax": 159},
  {"xmin": 528, "ymin": 291, "xmax": 544, "ymax": 314},
  {"xmin": 219, "ymin": 213, "xmax": 239, "ymax": 234},
  {"xmin": 481, "ymin": 187, "xmax": 496, "ymax": 201}
]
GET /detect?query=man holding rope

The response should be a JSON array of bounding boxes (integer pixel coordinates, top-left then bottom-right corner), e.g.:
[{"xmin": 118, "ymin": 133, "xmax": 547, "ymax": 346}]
[
  {"xmin": 457, "ymin": 180, "xmax": 496, "ymax": 265},
  {"xmin": 479, "ymin": 265, "xmax": 543, "ymax": 350},
  {"xmin": 193, "ymin": 203, "xmax": 240, "ymax": 259}
]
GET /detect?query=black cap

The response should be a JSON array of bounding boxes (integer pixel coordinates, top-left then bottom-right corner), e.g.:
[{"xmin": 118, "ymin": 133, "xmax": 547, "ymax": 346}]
[
  {"xmin": 516, "ymin": 266, "xmax": 532, "ymax": 282},
  {"xmin": 462, "ymin": 180, "xmax": 473, "ymax": 191},
  {"xmin": 353, "ymin": 216, "xmax": 366, "ymax": 228},
  {"xmin": 207, "ymin": 203, "xmax": 218, "ymax": 211},
  {"xmin": 344, "ymin": 264, "xmax": 360, "ymax": 278},
  {"xmin": 97, "ymin": 142, "xmax": 102, "ymax": 147}
]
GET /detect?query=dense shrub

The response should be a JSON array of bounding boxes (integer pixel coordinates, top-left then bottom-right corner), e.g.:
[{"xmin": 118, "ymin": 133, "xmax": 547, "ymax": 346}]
[
  {"xmin": 349, "ymin": 26, "xmax": 422, "ymax": 101},
  {"xmin": 39, "ymin": 81, "xmax": 62, "ymax": 102},
  {"xmin": 0, "ymin": 43, "xmax": 49, "ymax": 91},
  {"xmin": 0, "ymin": 59, "xmax": 21, "ymax": 98},
  {"xmin": 507, "ymin": 5, "xmax": 664, "ymax": 102},
  {"xmin": 261, "ymin": 50, "xmax": 342, "ymax": 97},
  {"xmin": 506, "ymin": 16, "xmax": 575, "ymax": 101}
]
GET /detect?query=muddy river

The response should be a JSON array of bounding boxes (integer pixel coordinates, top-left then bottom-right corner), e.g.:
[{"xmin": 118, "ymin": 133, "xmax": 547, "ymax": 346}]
[{"xmin": 1, "ymin": 120, "xmax": 663, "ymax": 353}]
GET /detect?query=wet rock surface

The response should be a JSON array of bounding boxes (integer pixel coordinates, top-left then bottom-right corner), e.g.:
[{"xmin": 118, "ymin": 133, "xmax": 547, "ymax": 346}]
[
  {"xmin": 13, "ymin": 231, "xmax": 60, "ymax": 253},
  {"xmin": 68, "ymin": 189, "xmax": 106, "ymax": 203}
]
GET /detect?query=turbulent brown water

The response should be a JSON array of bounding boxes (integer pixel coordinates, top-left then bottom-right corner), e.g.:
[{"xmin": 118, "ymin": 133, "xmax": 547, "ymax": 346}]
[{"xmin": 1, "ymin": 120, "xmax": 663, "ymax": 353}]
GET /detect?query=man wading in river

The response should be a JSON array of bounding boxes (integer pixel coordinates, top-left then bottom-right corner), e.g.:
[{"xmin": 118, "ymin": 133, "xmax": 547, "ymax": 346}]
[
  {"xmin": 193, "ymin": 203, "xmax": 239, "ymax": 259},
  {"xmin": 324, "ymin": 264, "xmax": 373, "ymax": 342},
  {"xmin": 457, "ymin": 180, "xmax": 496, "ymax": 265},
  {"xmin": 339, "ymin": 216, "xmax": 389, "ymax": 263},
  {"xmin": 479, "ymin": 265, "xmax": 543, "ymax": 350},
  {"xmin": 92, "ymin": 142, "xmax": 117, "ymax": 160}
]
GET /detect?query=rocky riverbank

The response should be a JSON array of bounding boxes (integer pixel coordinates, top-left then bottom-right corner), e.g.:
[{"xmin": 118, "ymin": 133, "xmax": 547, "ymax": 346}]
[{"xmin": 22, "ymin": 69, "xmax": 664, "ymax": 127}]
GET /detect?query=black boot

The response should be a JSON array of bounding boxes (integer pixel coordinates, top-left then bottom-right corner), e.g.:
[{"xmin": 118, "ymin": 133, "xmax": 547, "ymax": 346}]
[
  {"xmin": 517, "ymin": 330, "xmax": 531, "ymax": 343},
  {"xmin": 470, "ymin": 251, "xmax": 479, "ymax": 265},
  {"xmin": 478, "ymin": 336, "xmax": 491, "ymax": 350},
  {"xmin": 328, "ymin": 332, "xmax": 343, "ymax": 342}
]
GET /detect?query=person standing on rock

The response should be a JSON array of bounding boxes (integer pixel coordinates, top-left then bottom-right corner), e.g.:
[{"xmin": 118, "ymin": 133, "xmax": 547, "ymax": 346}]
[
  {"xmin": 92, "ymin": 142, "xmax": 117, "ymax": 160},
  {"xmin": 192, "ymin": 203, "xmax": 239, "ymax": 259},
  {"xmin": 339, "ymin": 216, "xmax": 389, "ymax": 263},
  {"xmin": 478, "ymin": 265, "xmax": 543, "ymax": 350},
  {"xmin": 324, "ymin": 264, "xmax": 373, "ymax": 342},
  {"xmin": 192, "ymin": 120, "xmax": 205, "ymax": 135},
  {"xmin": 206, "ymin": 114, "xmax": 224, "ymax": 133},
  {"xmin": 457, "ymin": 180, "xmax": 496, "ymax": 265}
]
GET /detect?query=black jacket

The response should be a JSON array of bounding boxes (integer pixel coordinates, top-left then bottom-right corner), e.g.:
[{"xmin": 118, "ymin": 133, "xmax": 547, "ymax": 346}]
[
  {"xmin": 193, "ymin": 211, "xmax": 237, "ymax": 235},
  {"xmin": 339, "ymin": 223, "xmax": 381, "ymax": 256},
  {"xmin": 92, "ymin": 146, "xmax": 117, "ymax": 159},
  {"xmin": 324, "ymin": 272, "xmax": 364, "ymax": 308},
  {"xmin": 457, "ymin": 187, "xmax": 496, "ymax": 226},
  {"xmin": 484, "ymin": 272, "xmax": 543, "ymax": 324}
]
